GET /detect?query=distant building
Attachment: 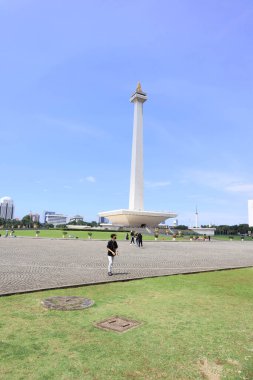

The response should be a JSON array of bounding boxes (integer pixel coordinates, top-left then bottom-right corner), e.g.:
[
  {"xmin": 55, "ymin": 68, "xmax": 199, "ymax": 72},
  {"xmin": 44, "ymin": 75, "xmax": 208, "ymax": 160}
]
[
  {"xmin": 45, "ymin": 212, "xmax": 68, "ymax": 226},
  {"xmin": 99, "ymin": 216, "xmax": 109, "ymax": 224},
  {"xmin": 43, "ymin": 211, "xmax": 55, "ymax": 224},
  {"xmin": 0, "ymin": 196, "xmax": 14, "ymax": 220},
  {"xmin": 69, "ymin": 215, "xmax": 84, "ymax": 223},
  {"xmin": 30, "ymin": 213, "xmax": 40, "ymax": 223}
]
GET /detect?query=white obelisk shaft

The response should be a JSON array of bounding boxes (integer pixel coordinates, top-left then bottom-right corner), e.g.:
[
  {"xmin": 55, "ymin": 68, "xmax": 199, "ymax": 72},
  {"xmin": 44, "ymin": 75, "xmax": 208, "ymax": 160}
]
[
  {"xmin": 129, "ymin": 83, "xmax": 147, "ymax": 211},
  {"xmin": 195, "ymin": 207, "xmax": 199, "ymax": 228}
]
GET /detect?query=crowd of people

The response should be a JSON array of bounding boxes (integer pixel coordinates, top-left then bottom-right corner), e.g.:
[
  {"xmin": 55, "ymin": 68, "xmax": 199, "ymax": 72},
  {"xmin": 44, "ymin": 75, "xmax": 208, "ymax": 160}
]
[{"xmin": 125, "ymin": 231, "xmax": 143, "ymax": 247}]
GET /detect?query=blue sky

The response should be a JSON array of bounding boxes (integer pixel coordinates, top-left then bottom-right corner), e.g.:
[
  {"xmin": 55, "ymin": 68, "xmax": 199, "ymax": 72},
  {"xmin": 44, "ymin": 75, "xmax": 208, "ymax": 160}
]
[{"xmin": 0, "ymin": 0, "xmax": 253, "ymax": 225}]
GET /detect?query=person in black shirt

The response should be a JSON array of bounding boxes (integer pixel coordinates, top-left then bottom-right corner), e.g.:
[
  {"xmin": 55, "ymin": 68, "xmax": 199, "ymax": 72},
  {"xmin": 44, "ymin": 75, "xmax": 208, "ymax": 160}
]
[
  {"xmin": 130, "ymin": 230, "xmax": 135, "ymax": 244},
  {"xmin": 107, "ymin": 234, "xmax": 118, "ymax": 276},
  {"xmin": 137, "ymin": 232, "xmax": 143, "ymax": 247}
]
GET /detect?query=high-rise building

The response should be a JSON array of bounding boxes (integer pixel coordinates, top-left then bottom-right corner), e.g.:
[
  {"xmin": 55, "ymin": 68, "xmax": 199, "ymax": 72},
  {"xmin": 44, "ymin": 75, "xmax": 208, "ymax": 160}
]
[
  {"xmin": 0, "ymin": 196, "xmax": 14, "ymax": 220},
  {"xmin": 30, "ymin": 213, "xmax": 40, "ymax": 223}
]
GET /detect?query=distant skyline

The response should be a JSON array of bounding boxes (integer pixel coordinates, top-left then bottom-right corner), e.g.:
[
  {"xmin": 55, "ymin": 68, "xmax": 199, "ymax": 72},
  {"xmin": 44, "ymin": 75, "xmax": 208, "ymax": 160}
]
[{"xmin": 1, "ymin": 0, "xmax": 253, "ymax": 226}]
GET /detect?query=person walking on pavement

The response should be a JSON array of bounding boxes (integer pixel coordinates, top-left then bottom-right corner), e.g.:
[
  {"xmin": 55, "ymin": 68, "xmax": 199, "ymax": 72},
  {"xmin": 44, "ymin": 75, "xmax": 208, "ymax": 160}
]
[
  {"xmin": 135, "ymin": 233, "xmax": 139, "ymax": 246},
  {"xmin": 130, "ymin": 230, "xmax": 135, "ymax": 244},
  {"xmin": 137, "ymin": 232, "xmax": 143, "ymax": 247},
  {"xmin": 107, "ymin": 234, "xmax": 118, "ymax": 276}
]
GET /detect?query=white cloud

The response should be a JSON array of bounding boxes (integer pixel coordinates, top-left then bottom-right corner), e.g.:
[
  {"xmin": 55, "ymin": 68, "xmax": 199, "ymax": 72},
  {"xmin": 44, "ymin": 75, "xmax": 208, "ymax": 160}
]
[
  {"xmin": 85, "ymin": 176, "xmax": 96, "ymax": 183},
  {"xmin": 225, "ymin": 183, "xmax": 253, "ymax": 193},
  {"xmin": 36, "ymin": 115, "xmax": 104, "ymax": 138},
  {"xmin": 183, "ymin": 169, "xmax": 237, "ymax": 189},
  {"xmin": 183, "ymin": 169, "xmax": 253, "ymax": 195}
]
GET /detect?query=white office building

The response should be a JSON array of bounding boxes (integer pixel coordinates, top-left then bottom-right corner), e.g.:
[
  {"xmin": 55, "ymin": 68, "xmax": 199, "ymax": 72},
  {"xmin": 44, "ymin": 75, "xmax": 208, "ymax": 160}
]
[
  {"xmin": 0, "ymin": 196, "xmax": 14, "ymax": 220},
  {"xmin": 45, "ymin": 212, "xmax": 68, "ymax": 226}
]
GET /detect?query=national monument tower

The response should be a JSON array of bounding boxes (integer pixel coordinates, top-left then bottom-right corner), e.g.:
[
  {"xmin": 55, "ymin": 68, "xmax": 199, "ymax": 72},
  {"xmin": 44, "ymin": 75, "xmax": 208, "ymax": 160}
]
[{"xmin": 99, "ymin": 83, "xmax": 177, "ymax": 227}]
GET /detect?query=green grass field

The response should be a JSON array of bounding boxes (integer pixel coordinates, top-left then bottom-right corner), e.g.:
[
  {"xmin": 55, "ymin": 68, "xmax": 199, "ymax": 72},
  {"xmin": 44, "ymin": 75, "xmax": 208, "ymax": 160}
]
[
  {"xmin": 7, "ymin": 229, "xmax": 171, "ymax": 241},
  {"xmin": 0, "ymin": 269, "xmax": 253, "ymax": 379},
  {"xmin": 13, "ymin": 229, "xmax": 128, "ymax": 240},
  {"xmin": 7, "ymin": 229, "xmax": 253, "ymax": 242}
]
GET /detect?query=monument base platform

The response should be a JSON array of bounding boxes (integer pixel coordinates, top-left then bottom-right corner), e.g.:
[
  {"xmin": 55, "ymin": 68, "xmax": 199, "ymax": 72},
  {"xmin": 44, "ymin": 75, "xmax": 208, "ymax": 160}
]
[{"xmin": 98, "ymin": 209, "xmax": 177, "ymax": 227}]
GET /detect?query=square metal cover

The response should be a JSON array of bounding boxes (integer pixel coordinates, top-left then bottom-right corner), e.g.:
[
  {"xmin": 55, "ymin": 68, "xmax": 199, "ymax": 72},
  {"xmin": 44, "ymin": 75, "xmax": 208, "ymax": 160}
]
[{"xmin": 95, "ymin": 316, "xmax": 140, "ymax": 333}]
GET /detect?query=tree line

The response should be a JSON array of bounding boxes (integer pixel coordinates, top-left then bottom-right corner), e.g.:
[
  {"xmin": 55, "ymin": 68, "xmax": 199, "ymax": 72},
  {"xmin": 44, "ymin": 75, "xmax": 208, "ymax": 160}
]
[
  {"xmin": 175, "ymin": 224, "xmax": 253, "ymax": 235},
  {"xmin": 0, "ymin": 215, "xmax": 98, "ymax": 229},
  {"xmin": 0, "ymin": 217, "xmax": 252, "ymax": 235}
]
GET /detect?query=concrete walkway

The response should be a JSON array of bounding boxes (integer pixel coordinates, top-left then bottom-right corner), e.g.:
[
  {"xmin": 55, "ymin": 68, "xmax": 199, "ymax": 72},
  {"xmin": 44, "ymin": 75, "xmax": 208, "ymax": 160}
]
[{"xmin": 0, "ymin": 238, "xmax": 253, "ymax": 295}]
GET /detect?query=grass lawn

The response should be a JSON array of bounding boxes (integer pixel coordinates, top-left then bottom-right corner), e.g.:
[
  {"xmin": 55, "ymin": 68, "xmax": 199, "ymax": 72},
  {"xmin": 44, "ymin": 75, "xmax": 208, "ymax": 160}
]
[
  {"xmin": 12, "ymin": 229, "xmax": 130, "ymax": 240},
  {"xmin": 0, "ymin": 269, "xmax": 253, "ymax": 379},
  {"xmin": 8, "ymin": 229, "xmax": 253, "ymax": 242},
  {"xmin": 11, "ymin": 229, "xmax": 172, "ymax": 241}
]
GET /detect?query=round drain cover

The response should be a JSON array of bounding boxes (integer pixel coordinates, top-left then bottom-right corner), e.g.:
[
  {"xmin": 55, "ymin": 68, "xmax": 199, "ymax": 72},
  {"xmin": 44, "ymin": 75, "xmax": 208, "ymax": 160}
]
[{"xmin": 41, "ymin": 296, "xmax": 94, "ymax": 310}]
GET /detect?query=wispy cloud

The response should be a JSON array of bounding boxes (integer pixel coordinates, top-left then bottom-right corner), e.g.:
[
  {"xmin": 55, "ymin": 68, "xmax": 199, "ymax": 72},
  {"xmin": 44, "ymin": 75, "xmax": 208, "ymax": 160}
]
[
  {"xmin": 86, "ymin": 176, "xmax": 96, "ymax": 183},
  {"xmin": 80, "ymin": 176, "xmax": 96, "ymax": 183},
  {"xmin": 225, "ymin": 183, "xmax": 253, "ymax": 193},
  {"xmin": 183, "ymin": 169, "xmax": 237, "ymax": 190},
  {"xmin": 63, "ymin": 185, "xmax": 72, "ymax": 189},
  {"xmin": 145, "ymin": 180, "xmax": 171, "ymax": 188},
  {"xmin": 183, "ymin": 169, "xmax": 253, "ymax": 194},
  {"xmin": 36, "ymin": 115, "xmax": 105, "ymax": 138}
]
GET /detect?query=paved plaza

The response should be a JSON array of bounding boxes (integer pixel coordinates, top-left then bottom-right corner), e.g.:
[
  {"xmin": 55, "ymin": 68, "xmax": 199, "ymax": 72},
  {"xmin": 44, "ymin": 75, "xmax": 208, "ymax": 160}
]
[{"xmin": 0, "ymin": 237, "xmax": 253, "ymax": 295}]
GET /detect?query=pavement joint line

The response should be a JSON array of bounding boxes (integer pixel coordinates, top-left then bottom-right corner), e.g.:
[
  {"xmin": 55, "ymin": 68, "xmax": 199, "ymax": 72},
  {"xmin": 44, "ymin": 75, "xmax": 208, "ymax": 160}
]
[
  {"xmin": 0, "ymin": 264, "xmax": 242, "ymax": 270},
  {"xmin": 0, "ymin": 265, "xmax": 252, "ymax": 297}
]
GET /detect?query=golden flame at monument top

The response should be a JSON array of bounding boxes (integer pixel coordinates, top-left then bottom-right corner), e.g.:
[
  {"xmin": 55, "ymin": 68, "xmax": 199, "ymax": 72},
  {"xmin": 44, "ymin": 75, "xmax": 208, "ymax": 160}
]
[
  {"xmin": 134, "ymin": 81, "xmax": 147, "ymax": 97},
  {"xmin": 136, "ymin": 81, "xmax": 142, "ymax": 92}
]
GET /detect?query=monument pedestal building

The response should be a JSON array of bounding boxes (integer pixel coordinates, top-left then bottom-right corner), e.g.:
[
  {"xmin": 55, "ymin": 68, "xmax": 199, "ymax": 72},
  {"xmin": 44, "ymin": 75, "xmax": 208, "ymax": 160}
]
[{"xmin": 99, "ymin": 83, "xmax": 177, "ymax": 227}]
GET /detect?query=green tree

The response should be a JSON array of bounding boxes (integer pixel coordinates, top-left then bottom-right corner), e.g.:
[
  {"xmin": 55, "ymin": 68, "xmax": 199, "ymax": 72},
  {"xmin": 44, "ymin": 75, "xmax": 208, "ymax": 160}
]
[
  {"xmin": 22, "ymin": 215, "xmax": 32, "ymax": 227},
  {"xmin": 174, "ymin": 225, "xmax": 188, "ymax": 230}
]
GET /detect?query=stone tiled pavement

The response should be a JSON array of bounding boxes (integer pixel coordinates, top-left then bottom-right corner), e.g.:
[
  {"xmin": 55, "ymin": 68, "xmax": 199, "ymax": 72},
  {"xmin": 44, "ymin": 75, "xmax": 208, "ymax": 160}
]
[{"xmin": 0, "ymin": 237, "xmax": 253, "ymax": 295}]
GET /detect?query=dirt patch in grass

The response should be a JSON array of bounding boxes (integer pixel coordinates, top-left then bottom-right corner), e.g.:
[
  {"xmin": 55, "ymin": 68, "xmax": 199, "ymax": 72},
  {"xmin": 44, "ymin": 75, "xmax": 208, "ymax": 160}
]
[
  {"xmin": 226, "ymin": 358, "xmax": 240, "ymax": 366},
  {"xmin": 198, "ymin": 358, "xmax": 223, "ymax": 380}
]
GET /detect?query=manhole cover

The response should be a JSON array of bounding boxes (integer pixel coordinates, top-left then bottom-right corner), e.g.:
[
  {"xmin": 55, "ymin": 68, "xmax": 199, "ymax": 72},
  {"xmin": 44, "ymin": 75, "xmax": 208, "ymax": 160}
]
[
  {"xmin": 95, "ymin": 316, "xmax": 140, "ymax": 333},
  {"xmin": 41, "ymin": 296, "xmax": 94, "ymax": 311}
]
